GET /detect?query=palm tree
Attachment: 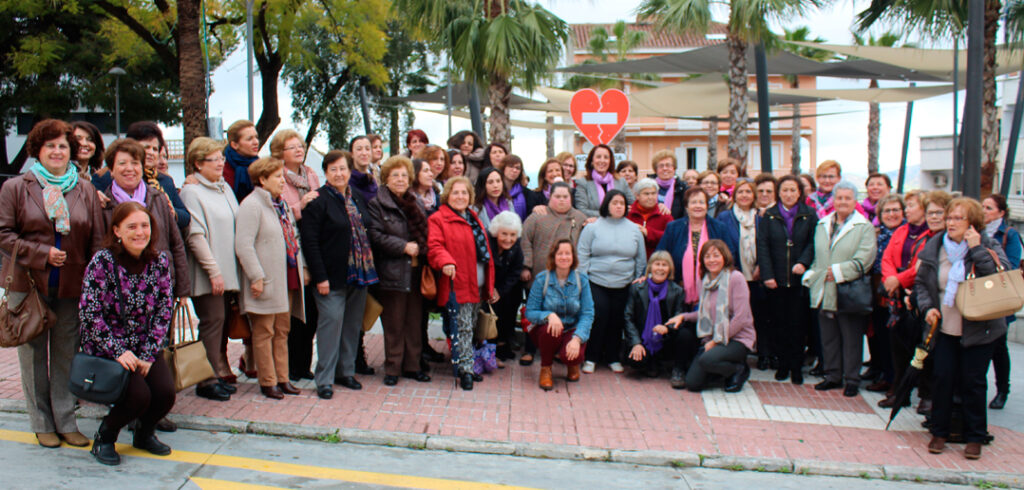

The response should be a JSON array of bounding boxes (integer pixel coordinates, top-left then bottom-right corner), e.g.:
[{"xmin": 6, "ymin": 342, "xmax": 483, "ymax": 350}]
[
  {"xmin": 852, "ymin": 32, "xmax": 901, "ymax": 175},
  {"xmin": 394, "ymin": 0, "xmax": 568, "ymax": 147},
  {"xmin": 781, "ymin": 26, "xmax": 831, "ymax": 174},
  {"xmin": 637, "ymin": 0, "xmax": 820, "ymax": 167}
]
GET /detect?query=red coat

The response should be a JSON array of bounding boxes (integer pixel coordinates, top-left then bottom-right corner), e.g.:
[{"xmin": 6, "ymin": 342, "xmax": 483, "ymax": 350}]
[
  {"xmin": 881, "ymin": 223, "xmax": 934, "ymax": 289},
  {"xmin": 428, "ymin": 205, "xmax": 495, "ymax": 305},
  {"xmin": 627, "ymin": 201, "xmax": 673, "ymax": 258}
]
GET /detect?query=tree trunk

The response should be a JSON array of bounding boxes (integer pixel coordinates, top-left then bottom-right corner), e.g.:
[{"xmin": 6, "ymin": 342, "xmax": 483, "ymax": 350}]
[
  {"xmin": 545, "ymin": 116, "xmax": 554, "ymax": 158},
  {"xmin": 708, "ymin": 117, "xmax": 719, "ymax": 170},
  {"xmin": 254, "ymin": 56, "xmax": 283, "ymax": 149},
  {"xmin": 177, "ymin": 0, "xmax": 207, "ymax": 162},
  {"xmin": 302, "ymin": 71, "xmax": 349, "ymax": 150},
  {"xmin": 981, "ymin": 0, "xmax": 1001, "ymax": 195},
  {"xmin": 726, "ymin": 34, "xmax": 749, "ymax": 166},
  {"xmin": 790, "ymin": 78, "xmax": 801, "ymax": 175},
  {"xmin": 867, "ymin": 79, "xmax": 880, "ymax": 175},
  {"xmin": 389, "ymin": 81, "xmax": 401, "ymax": 155},
  {"xmin": 487, "ymin": 73, "xmax": 512, "ymax": 148}
]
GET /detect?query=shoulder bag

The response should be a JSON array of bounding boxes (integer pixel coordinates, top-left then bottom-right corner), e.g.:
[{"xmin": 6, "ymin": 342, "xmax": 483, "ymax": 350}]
[
  {"xmin": 0, "ymin": 243, "xmax": 56, "ymax": 347},
  {"xmin": 225, "ymin": 292, "xmax": 251, "ymax": 341},
  {"xmin": 69, "ymin": 256, "xmax": 131, "ymax": 405},
  {"xmin": 955, "ymin": 248, "xmax": 1024, "ymax": 321},
  {"xmin": 474, "ymin": 303, "xmax": 498, "ymax": 342},
  {"xmin": 836, "ymin": 262, "xmax": 873, "ymax": 315}
]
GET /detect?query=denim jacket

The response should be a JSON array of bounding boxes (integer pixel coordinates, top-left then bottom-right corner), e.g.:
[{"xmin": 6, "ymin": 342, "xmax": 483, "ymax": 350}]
[{"xmin": 525, "ymin": 269, "xmax": 595, "ymax": 342}]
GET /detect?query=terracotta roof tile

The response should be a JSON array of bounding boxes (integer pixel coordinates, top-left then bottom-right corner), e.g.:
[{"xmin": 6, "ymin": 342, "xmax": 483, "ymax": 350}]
[{"xmin": 570, "ymin": 21, "xmax": 729, "ymax": 51}]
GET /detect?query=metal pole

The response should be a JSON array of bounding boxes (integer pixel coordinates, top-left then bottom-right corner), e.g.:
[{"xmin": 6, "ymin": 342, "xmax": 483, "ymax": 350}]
[
  {"xmin": 246, "ymin": 0, "xmax": 255, "ymax": 122},
  {"xmin": 953, "ymin": 38, "xmax": 960, "ymax": 187},
  {"xmin": 963, "ymin": 0, "xmax": 985, "ymax": 198},
  {"xmin": 754, "ymin": 42, "xmax": 772, "ymax": 173},
  {"xmin": 1001, "ymin": 71, "xmax": 1024, "ymax": 196},
  {"xmin": 359, "ymin": 85, "xmax": 373, "ymax": 134},
  {"xmin": 114, "ymin": 76, "xmax": 121, "ymax": 138},
  {"xmin": 468, "ymin": 82, "xmax": 484, "ymax": 139},
  {"xmin": 446, "ymin": 63, "xmax": 453, "ymax": 137},
  {"xmin": 898, "ymin": 83, "xmax": 915, "ymax": 194}
]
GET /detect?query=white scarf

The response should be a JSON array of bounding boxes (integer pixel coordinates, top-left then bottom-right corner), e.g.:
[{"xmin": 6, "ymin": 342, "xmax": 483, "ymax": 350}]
[
  {"xmin": 985, "ymin": 217, "xmax": 1002, "ymax": 240},
  {"xmin": 735, "ymin": 207, "xmax": 757, "ymax": 281}
]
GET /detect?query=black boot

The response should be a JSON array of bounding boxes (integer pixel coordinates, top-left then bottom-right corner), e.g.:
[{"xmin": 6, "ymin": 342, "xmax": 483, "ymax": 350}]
[
  {"xmin": 459, "ymin": 371, "xmax": 474, "ymax": 391},
  {"xmin": 355, "ymin": 332, "xmax": 375, "ymax": 375},
  {"xmin": 790, "ymin": 358, "xmax": 804, "ymax": 385},
  {"xmin": 132, "ymin": 424, "xmax": 171, "ymax": 456},
  {"xmin": 90, "ymin": 422, "xmax": 121, "ymax": 466}
]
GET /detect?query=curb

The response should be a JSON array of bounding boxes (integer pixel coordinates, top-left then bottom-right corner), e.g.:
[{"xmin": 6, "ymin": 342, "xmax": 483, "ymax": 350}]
[{"xmin": 1, "ymin": 403, "xmax": 1020, "ymax": 486}]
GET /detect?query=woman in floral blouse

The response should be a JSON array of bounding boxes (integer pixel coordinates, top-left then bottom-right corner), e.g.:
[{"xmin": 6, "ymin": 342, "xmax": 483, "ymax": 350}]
[{"xmin": 79, "ymin": 201, "xmax": 175, "ymax": 466}]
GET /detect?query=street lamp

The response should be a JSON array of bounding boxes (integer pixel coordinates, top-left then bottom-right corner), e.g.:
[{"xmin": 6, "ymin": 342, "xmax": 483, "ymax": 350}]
[{"xmin": 108, "ymin": 67, "xmax": 126, "ymax": 137}]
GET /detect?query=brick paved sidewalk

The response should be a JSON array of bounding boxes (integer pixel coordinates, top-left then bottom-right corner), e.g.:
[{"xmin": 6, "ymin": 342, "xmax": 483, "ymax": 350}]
[{"xmin": 1, "ymin": 333, "xmax": 1022, "ymax": 477}]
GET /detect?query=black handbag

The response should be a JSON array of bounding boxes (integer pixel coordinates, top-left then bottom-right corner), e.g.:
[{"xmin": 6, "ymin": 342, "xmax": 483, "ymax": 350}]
[
  {"xmin": 68, "ymin": 353, "xmax": 130, "ymax": 405},
  {"xmin": 836, "ymin": 263, "xmax": 873, "ymax": 315}
]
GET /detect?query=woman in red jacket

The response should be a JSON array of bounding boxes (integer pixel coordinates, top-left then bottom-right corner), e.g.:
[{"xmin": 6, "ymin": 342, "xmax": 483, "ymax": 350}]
[{"xmin": 428, "ymin": 177, "xmax": 497, "ymax": 391}]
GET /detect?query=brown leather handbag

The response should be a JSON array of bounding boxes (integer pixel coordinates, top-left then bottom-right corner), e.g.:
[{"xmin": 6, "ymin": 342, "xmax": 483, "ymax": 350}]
[
  {"xmin": 420, "ymin": 266, "xmax": 437, "ymax": 300},
  {"xmin": 0, "ymin": 244, "xmax": 56, "ymax": 347},
  {"xmin": 225, "ymin": 293, "xmax": 251, "ymax": 341},
  {"xmin": 163, "ymin": 302, "xmax": 215, "ymax": 391}
]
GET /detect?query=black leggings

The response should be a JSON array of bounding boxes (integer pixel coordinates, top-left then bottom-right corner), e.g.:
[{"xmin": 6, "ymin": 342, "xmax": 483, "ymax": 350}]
[
  {"xmin": 102, "ymin": 356, "xmax": 175, "ymax": 433},
  {"xmin": 586, "ymin": 284, "xmax": 629, "ymax": 364}
]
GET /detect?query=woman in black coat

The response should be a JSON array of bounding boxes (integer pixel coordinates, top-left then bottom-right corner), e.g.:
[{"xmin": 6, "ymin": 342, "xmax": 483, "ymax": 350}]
[
  {"xmin": 623, "ymin": 251, "xmax": 694, "ymax": 389},
  {"xmin": 756, "ymin": 175, "xmax": 817, "ymax": 385},
  {"xmin": 487, "ymin": 211, "xmax": 526, "ymax": 362}
]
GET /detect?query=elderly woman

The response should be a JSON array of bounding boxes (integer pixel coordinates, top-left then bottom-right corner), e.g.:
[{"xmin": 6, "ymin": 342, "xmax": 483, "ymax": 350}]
[
  {"xmin": 697, "ymin": 170, "xmax": 729, "ymax": 219},
  {"xmin": 717, "ymin": 160, "xmax": 741, "ymax": 196},
  {"xmin": 179, "ymin": 137, "xmax": 242, "ymax": 402},
  {"xmin": 629, "ymin": 179, "xmax": 674, "ymax": 258},
  {"xmin": 71, "ymin": 121, "xmax": 105, "ymax": 181},
  {"xmin": 916, "ymin": 197, "xmax": 1009, "ymax": 460},
  {"xmin": 447, "ymin": 130, "xmax": 485, "ymax": 183},
  {"xmin": 235, "ymin": 157, "xmax": 307, "ymax": 399},
  {"xmin": 428, "ymin": 177, "xmax": 497, "ymax": 390},
  {"xmin": 862, "ymin": 173, "xmax": 892, "ymax": 225},
  {"xmin": 556, "ymin": 151, "xmax": 578, "ymax": 185},
  {"xmin": 269, "ymin": 129, "xmax": 321, "ymax": 382},
  {"xmin": 574, "ymin": 144, "xmax": 634, "ymax": 218},
  {"xmin": 79, "ymin": 202, "xmax": 175, "ymax": 465},
  {"xmin": 577, "ymin": 190, "xmax": 646, "ymax": 374},
  {"xmin": 754, "ymin": 173, "xmax": 777, "ymax": 215},
  {"xmin": 982, "ymin": 193, "xmax": 1021, "ymax": 410},
  {"xmin": 474, "ymin": 167, "xmax": 514, "ymax": 231},
  {"xmin": 656, "ymin": 188, "xmax": 738, "ymax": 310},
  {"xmin": 615, "ymin": 160, "xmax": 639, "ymax": 188},
  {"xmin": 674, "ymin": 240, "xmax": 756, "ymax": 392},
  {"xmin": 497, "ymin": 154, "xmax": 544, "ymax": 222},
  {"xmin": 0, "ymin": 119, "xmax": 104, "ymax": 448},
  {"xmin": 757, "ymin": 175, "xmax": 817, "ymax": 385},
  {"xmin": 222, "ymin": 120, "xmax": 261, "ymax": 201},
  {"xmin": 682, "ymin": 169, "xmax": 700, "ymax": 189},
  {"xmin": 367, "ymin": 156, "xmax": 431, "ymax": 386},
  {"xmin": 123, "ymin": 122, "xmax": 190, "ymax": 231},
  {"xmin": 651, "ymin": 150, "xmax": 687, "ymax": 219},
  {"xmin": 623, "ymin": 251, "xmax": 692, "ymax": 387},
  {"xmin": 863, "ymin": 193, "xmax": 905, "ymax": 394},
  {"xmin": 809, "ymin": 160, "xmax": 843, "ymax": 218},
  {"xmin": 301, "ymin": 150, "xmax": 378, "ymax": 399},
  {"xmin": 488, "ymin": 211, "xmax": 525, "ymax": 362},
  {"xmin": 803, "ymin": 180, "xmax": 877, "ymax": 397},
  {"xmin": 525, "ymin": 239, "xmax": 594, "ymax": 390}
]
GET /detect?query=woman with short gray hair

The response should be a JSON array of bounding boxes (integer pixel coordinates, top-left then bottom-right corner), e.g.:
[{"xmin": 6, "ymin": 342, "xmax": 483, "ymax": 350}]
[
  {"xmin": 628, "ymin": 178, "xmax": 673, "ymax": 258},
  {"xmin": 488, "ymin": 211, "xmax": 525, "ymax": 361}
]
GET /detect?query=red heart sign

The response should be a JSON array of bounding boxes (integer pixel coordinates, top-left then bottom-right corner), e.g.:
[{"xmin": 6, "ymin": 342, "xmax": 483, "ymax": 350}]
[{"xmin": 569, "ymin": 88, "xmax": 630, "ymax": 146}]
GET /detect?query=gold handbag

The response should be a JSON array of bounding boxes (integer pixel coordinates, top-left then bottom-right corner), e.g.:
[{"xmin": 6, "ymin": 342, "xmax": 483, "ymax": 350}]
[
  {"xmin": 363, "ymin": 293, "xmax": 383, "ymax": 332},
  {"xmin": 162, "ymin": 302, "xmax": 215, "ymax": 391},
  {"xmin": 955, "ymin": 248, "xmax": 1024, "ymax": 321},
  {"xmin": 474, "ymin": 303, "xmax": 498, "ymax": 342},
  {"xmin": 0, "ymin": 244, "xmax": 56, "ymax": 347}
]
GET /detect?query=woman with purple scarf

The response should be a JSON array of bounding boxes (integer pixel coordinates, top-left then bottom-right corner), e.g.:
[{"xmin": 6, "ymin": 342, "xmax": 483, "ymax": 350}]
[
  {"xmin": 496, "ymin": 154, "xmax": 545, "ymax": 222},
  {"xmin": 348, "ymin": 136, "xmax": 379, "ymax": 205},
  {"xmin": 573, "ymin": 144, "xmax": 634, "ymax": 219},
  {"xmin": 623, "ymin": 251, "xmax": 694, "ymax": 389},
  {"xmin": 473, "ymin": 167, "xmax": 514, "ymax": 231},
  {"xmin": 861, "ymin": 173, "xmax": 892, "ymax": 225}
]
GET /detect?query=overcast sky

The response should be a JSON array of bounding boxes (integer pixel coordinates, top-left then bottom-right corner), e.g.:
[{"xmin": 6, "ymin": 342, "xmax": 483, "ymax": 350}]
[{"xmin": 187, "ymin": 0, "xmax": 972, "ymax": 181}]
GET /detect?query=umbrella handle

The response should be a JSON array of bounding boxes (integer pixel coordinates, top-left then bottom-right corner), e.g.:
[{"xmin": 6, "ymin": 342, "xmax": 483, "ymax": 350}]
[
  {"xmin": 922, "ymin": 316, "xmax": 940, "ymax": 347},
  {"xmin": 910, "ymin": 317, "xmax": 941, "ymax": 370}
]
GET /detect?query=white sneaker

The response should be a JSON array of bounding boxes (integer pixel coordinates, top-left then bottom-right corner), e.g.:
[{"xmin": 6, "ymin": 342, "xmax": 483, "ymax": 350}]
[
  {"xmin": 609, "ymin": 362, "xmax": 625, "ymax": 373},
  {"xmin": 581, "ymin": 361, "xmax": 596, "ymax": 373}
]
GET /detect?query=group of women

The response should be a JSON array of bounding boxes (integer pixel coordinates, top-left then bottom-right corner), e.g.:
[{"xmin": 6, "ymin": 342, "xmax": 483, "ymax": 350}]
[{"xmin": 2, "ymin": 119, "xmax": 1016, "ymax": 465}]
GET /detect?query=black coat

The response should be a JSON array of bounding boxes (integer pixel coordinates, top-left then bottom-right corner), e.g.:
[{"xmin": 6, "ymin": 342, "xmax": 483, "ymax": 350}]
[
  {"xmin": 623, "ymin": 280, "xmax": 687, "ymax": 347},
  {"xmin": 756, "ymin": 202, "xmax": 817, "ymax": 288},
  {"xmin": 366, "ymin": 188, "xmax": 425, "ymax": 292},
  {"xmin": 489, "ymin": 235, "xmax": 524, "ymax": 297},
  {"xmin": 299, "ymin": 185, "xmax": 369, "ymax": 290}
]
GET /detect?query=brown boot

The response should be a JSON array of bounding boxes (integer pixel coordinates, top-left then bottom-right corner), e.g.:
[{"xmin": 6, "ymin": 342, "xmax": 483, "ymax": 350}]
[
  {"xmin": 965, "ymin": 442, "xmax": 982, "ymax": 460},
  {"xmin": 566, "ymin": 364, "xmax": 581, "ymax": 382},
  {"xmin": 59, "ymin": 431, "xmax": 90, "ymax": 447},
  {"xmin": 539, "ymin": 366, "xmax": 554, "ymax": 391},
  {"xmin": 927, "ymin": 436, "xmax": 946, "ymax": 454},
  {"xmin": 35, "ymin": 432, "xmax": 60, "ymax": 448}
]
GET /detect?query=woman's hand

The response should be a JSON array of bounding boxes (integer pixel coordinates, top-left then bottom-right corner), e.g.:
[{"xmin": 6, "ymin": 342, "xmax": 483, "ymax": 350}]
[
  {"xmin": 565, "ymin": 336, "xmax": 582, "ymax": 361},
  {"xmin": 764, "ymin": 279, "xmax": 778, "ymax": 289},
  {"xmin": 628, "ymin": 344, "xmax": 646, "ymax": 362},
  {"xmin": 631, "ymin": 276, "xmax": 647, "ymax": 285},
  {"xmin": 404, "ymin": 242, "xmax": 420, "ymax": 257},
  {"xmin": 489, "ymin": 290, "xmax": 500, "ymax": 303},
  {"xmin": 925, "ymin": 308, "xmax": 941, "ymax": 326},
  {"xmin": 704, "ymin": 340, "xmax": 716, "ymax": 352},
  {"xmin": 520, "ymin": 269, "xmax": 532, "ymax": 282},
  {"xmin": 752, "ymin": 266, "xmax": 760, "ymax": 282},
  {"xmin": 965, "ymin": 227, "xmax": 981, "ymax": 248},
  {"xmin": 584, "ymin": 217, "xmax": 597, "ymax": 225},
  {"xmin": 183, "ymin": 174, "xmax": 200, "ymax": 186},
  {"xmin": 883, "ymin": 276, "xmax": 901, "ymax": 296},
  {"xmin": 546, "ymin": 313, "xmax": 563, "ymax": 337},
  {"xmin": 47, "ymin": 247, "xmax": 67, "ymax": 267},
  {"xmin": 251, "ymin": 278, "xmax": 264, "ymax": 298},
  {"xmin": 317, "ymin": 280, "xmax": 330, "ymax": 296},
  {"xmin": 137, "ymin": 359, "xmax": 152, "ymax": 377},
  {"xmin": 300, "ymin": 190, "xmax": 319, "ymax": 208},
  {"xmin": 177, "ymin": 297, "xmax": 189, "ymax": 306},
  {"xmin": 96, "ymin": 190, "xmax": 111, "ymax": 207},
  {"xmin": 666, "ymin": 314, "xmax": 684, "ymax": 329},
  {"xmin": 303, "ymin": 267, "xmax": 311, "ymax": 286},
  {"xmin": 792, "ymin": 263, "xmax": 806, "ymax": 275},
  {"xmin": 532, "ymin": 206, "xmax": 549, "ymax": 216},
  {"xmin": 210, "ymin": 275, "xmax": 225, "ymax": 296},
  {"xmin": 653, "ymin": 324, "xmax": 668, "ymax": 335},
  {"xmin": 638, "ymin": 224, "xmax": 648, "ymax": 237},
  {"xmin": 442, "ymin": 264, "xmax": 456, "ymax": 278},
  {"xmin": 657, "ymin": 203, "xmax": 671, "ymax": 216},
  {"xmin": 825, "ymin": 269, "xmax": 835, "ymax": 282},
  {"xmin": 117, "ymin": 350, "xmax": 140, "ymax": 372}
]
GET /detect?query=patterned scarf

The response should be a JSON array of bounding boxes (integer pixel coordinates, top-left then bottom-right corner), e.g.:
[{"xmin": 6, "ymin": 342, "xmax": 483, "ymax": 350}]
[
  {"xmin": 861, "ymin": 197, "xmax": 880, "ymax": 226},
  {"xmin": 224, "ymin": 145, "xmax": 257, "ymax": 199},
  {"xmin": 778, "ymin": 202, "xmax": 799, "ymax": 237},
  {"xmin": 284, "ymin": 165, "xmax": 312, "ymax": 196},
  {"xmin": 508, "ymin": 183, "xmax": 527, "ymax": 220},
  {"xmin": 462, "ymin": 207, "xmax": 491, "ymax": 265},
  {"xmin": 681, "ymin": 220, "xmax": 708, "ymax": 304},
  {"xmin": 697, "ymin": 270, "xmax": 731, "ymax": 344},
  {"xmin": 942, "ymin": 233, "xmax": 969, "ymax": 307},
  {"xmin": 271, "ymin": 197, "xmax": 300, "ymax": 269},
  {"xmin": 393, "ymin": 189, "xmax": 428, "ymax": 251},
  {"xmin": 812, "ymin": 190, "xmax": 834, "ymax": 218},
  {"xmin": 111, "ymin": 180, "xmax": 146, "ymax": 205},
  {"xmin": 591, "ymin": 169, "xmax": 614, "ymax": 203},
  {"xmin": 326, "ymin": 186, "xmax": 378, "ymax": 287},
  {"xmin": 734, "ymin": 207, "xmax": 757, "ymax": 281},
  {"xmin": 30, "ymin": 161, "xmax": 78, "ymax": 235},
  {"xmin": 642, "ymin": 279, "xmax": 668, "ymax": 354},
  {"xmin": 655, "ymin": 177, "xmax": 676, "ymax": 212},
  {"xmin": 874, "ymin": 221, "xmax": 903, "ymax": 274}
]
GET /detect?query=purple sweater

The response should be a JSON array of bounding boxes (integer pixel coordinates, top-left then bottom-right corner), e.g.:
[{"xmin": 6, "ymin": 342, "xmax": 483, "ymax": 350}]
[
  {"xmin": 681, "ymin": 270, "xmax": 757, "ymax": 352},
  {"xmin": 79, "ymin": 249, "xmax": 174, "ymax": 362}
]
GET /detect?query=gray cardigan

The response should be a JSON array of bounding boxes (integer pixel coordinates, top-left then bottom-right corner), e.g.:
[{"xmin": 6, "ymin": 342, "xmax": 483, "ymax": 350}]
[
  {"xmin": 576, "ymin": 217, "xmax": 646, "ymax": 289},
  {"xmin": 573, "ymin": 176, "xmax": 634, "ymax": 217},
  {"xmin": 180, "ymin": 175, "xmax": 241, "ymax": 296},
  {"xmin": 235, "ymin": 186, "xmax": 306, "ymax": 320}
]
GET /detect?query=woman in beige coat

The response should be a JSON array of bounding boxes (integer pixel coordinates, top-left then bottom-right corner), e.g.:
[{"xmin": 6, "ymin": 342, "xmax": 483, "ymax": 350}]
[
  {"xmin": 235, "ymin": 157, "xmax": 307, "ymax": 399},
  {"xmin": 802, "ymin": 180, "xmax": 877, "ymax": 398}
]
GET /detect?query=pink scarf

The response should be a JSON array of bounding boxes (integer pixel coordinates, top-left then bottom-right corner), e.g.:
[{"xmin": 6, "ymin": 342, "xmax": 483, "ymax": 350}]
[
  {"xmin": 655, "ymin": 177, "xmax": 675, "ymax": 212},
  {"xmin": 591, "ymin": 169, "xmax": 614, "ymax": 203},
  {"xmin": 681, "ymin": 220, "xmax": 709, "ymax": 304}
]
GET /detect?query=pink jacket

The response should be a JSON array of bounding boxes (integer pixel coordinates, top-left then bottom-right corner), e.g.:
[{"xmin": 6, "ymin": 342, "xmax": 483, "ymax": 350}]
[
  {"xmin": 681, "ymin": 270, "xmax": 756, "ymax": 352},
  {"xmin": 281, "ymin": 165, "xmax": 320, "ymax": 220}
]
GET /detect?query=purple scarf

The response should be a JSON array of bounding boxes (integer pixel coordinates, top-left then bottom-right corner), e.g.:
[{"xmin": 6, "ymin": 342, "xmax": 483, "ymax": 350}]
[
  {"xmin": 543, "ymin": 187, "xmax": 551, "ymax": 201},
  {"xmin": 778, "ymin": 202, "xmax": 799, "ymax": 237},
  {"xmin": 642, "ymin": 279, "xmax": 669, "ymax": 354},
  {"xmin": 655, "ymin": 177, "xmax": 676, "ymax": 212},
  {"xmin": 483, "ymin": 197, "xmax": 509, "ymax": 220},
  {"xmin": 508, "ymin": 183, "xmax": 527, "ymax": 220},
  {"xmin": 111, "ymin": 181, "xmax": 147, "ymax": 205},
  {"xmin": 591, "ymin": 169, "xmax": 614, "ymax": 203},
  {"xmin": 861, "ymin": 197, "xmax": 880, "ymax": 226},
  {"xmin": 902, "ymin": 222, "xmax": 931, "ymax": 268}
]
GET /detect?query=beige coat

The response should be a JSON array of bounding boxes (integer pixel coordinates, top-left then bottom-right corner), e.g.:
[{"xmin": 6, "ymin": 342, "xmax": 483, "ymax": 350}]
[
  {"xmin": 235, "ymin": 186, "xmax": 305, "ymax": 320},
  {"xmin": 179, "ymin": 175, "xmax": 241, "ymax": 296},
  {"xmin": 802, "ymin": 210, "xmax": 877, "ymax": 312}
]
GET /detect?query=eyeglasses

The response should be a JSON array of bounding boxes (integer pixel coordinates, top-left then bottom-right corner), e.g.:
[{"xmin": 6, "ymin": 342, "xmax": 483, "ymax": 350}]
[
  {"xmin": 756, "ymin": 189, "xmax": 774, "ymax": 194},
  {"xmin": 203, "ymin": 156, "xmax": 226, "ymax": 163},
  {"xmin": 926, "ymin": 210, "xmax": 945, "ymax": 217},
  {"xmin": 284, "ymin": 145, "xmax": 303, "ymax": 152},
  {"xmin": 818, "ymin": 174, "xmax": 839, "ymax": 181},
  {"xmin": 881, "ymin": 208, "xmax": 903, "ymax": 214},
  {"xmin": 945, "ymin": 215, "xmax": 967, "ymax": 223},
  {"xmin": 43, "ymin": 142, "xmax": 69, "ymax": 151}
]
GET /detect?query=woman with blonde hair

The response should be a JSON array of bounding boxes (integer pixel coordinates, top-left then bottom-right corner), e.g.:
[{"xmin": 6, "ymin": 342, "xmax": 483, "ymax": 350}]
[{"xmin": 623, "ymin": 251, "xmax": 693, "ymax": 387}]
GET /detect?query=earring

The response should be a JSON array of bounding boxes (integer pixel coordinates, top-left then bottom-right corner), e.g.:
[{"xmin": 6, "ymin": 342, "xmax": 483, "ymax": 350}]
[{"xmin": 117, "ymin": 237, "xmax": 121, "ymax": 244}]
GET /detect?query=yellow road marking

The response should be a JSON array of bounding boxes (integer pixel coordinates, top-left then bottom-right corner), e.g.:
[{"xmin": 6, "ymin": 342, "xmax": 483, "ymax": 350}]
[
  {"xmin": 0, "ymin": 429, "xmax": 534, "ymax": 490},
  {"xmin": 190, "ymin": 476, "xmax": 288, "ymax": 490}
]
